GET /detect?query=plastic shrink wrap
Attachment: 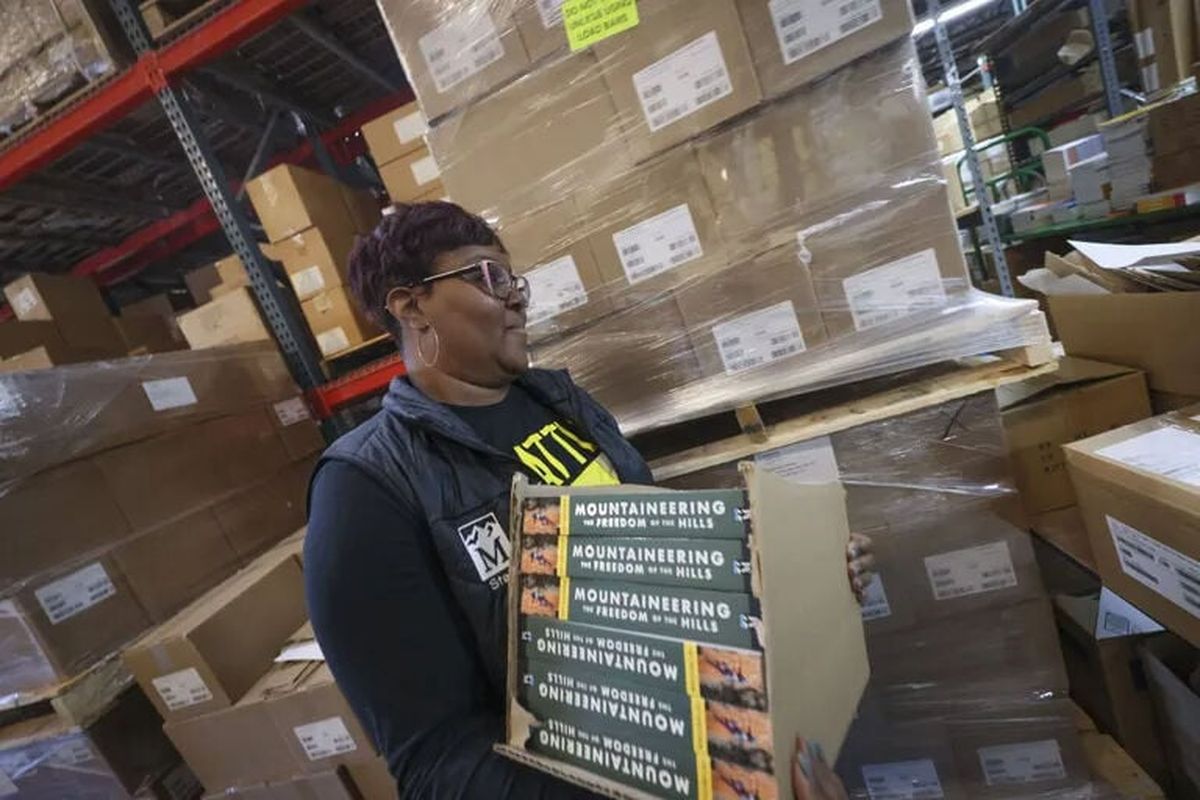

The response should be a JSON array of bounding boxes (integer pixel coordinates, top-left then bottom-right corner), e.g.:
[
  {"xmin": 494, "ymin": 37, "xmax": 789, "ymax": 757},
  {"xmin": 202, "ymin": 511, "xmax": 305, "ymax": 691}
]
[
  {"xmin": 0, "ymin": 0, "xmax": 126, "ymax": 134},
  {"xmin": 0, "ymin": 344, "xmax": 320, "ymax": 701},
  {"xmin": 375, "ymin": 0, "xmax": 1050, "ymax": 434},
  {"xmin": 662, "ymin": 393, "xmax": 1116, "ymax": 799}
]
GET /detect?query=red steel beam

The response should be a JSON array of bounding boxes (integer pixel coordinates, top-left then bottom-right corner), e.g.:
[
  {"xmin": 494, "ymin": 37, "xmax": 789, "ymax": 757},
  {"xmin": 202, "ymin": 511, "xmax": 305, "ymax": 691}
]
[
  {"xmin": 0, "ymin": 0, "xmax": 307, "ymax": 191},
  {"xmin": 307, "ymin": 353, "xmax": 405, "ymax": 419}
]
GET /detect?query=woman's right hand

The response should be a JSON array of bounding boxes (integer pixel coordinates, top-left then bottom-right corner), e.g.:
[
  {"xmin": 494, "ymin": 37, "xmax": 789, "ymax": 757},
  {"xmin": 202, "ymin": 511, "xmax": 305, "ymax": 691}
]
[{"xmin": 792, "ymin": 737, "xmax": 850, "ymax": 800}]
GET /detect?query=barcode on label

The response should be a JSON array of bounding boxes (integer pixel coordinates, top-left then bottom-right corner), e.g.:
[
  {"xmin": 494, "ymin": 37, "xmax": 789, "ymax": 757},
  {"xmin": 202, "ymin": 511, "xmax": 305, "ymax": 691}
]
[
  {"xmin": 34, "ymin": 563, "xmax": 116, "ymax": 625},
  {"xmin": 612, "ymin": 204, "xmax": 704, "ymax": 284},
  {"xmin": 418, "ymin": 14, "xmax": 505, "ymax": 92},
  {"xmin": 632, "ymin": 32, "xmax": 733, "ymax": 133},
  {"xmin": 924, "ymin": 541, "xmax": 1018, "ymax": 601},
  {"xmin": 524, "ymin": 256, "xmax": 588, "ymax": 325},
  {"xmin": 294, "ymin": 717, "xmax": 358, "ymax": 761},
  {"xmin": 712, "ymin": 301, "xmax": 806, "ymax": 375},
  {"xmin": 770, "ymin": 0, "xmax": 883, "ymax": 64}
]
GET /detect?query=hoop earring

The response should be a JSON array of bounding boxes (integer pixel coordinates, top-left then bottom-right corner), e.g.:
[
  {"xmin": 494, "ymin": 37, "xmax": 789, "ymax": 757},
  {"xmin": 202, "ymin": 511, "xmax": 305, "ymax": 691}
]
[{"xmin": 416, "ymin": 325, "xmax": 440, "ymax": 368}]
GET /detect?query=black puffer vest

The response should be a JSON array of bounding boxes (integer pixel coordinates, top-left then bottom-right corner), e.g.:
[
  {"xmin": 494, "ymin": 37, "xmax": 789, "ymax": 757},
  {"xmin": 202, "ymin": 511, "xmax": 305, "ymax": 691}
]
[{"xmin": 315, "ymin": 369, "xmax": 653, "ymax": 696}]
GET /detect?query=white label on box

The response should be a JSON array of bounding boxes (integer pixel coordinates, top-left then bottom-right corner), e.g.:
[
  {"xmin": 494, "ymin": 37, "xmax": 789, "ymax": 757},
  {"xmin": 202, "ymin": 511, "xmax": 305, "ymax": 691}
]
[
  {"xmin": 393, "ymin": 110, "xmax": 428, "ymax": 144},
  {"xmin": 410, "ymin": 154, "xmax": 441, "ymax": 186},
  {"xmin": 273, "ymin": 396, "xmax": 312, "ymax": 427},
  {"xmin": 861, "ymin": 758, "xmax": 945, "ymax": 799},
  {"xmin": 843, "ymin": 249, "xmax": 947, "ymax": 332},
  {"xmin": 1134, "ymin": 28, "xmax": 1155, "ymax": 58},
  {"xmin": 860, "ymin": 575, "xmax": 893, "ymax": 621},
  {"xmin": 1097, "ymin": 426, "xmax": 1200, "ymax": 486},
  {"xmin": 525, "ymin": 256, "xmax": 588, "ymax": 325},
  {"xmin": 418, "ymin": 13, "xmax": 505, "ymax": 93},
  {"xmin": 633, "ymin": 31, "xmax": 733, "ymax": 132},
  {"xmin": 142, "ymin": 377, "xmax": 199, "ymax": 411},
  {"xmin": 1095, "ymin": 586, "xmax": 1163, "ymax": 639},
  {"xmin": 35, "ymin": 562, "xmax": 116, "ymax": 625},
  {"xmin": 152, "ymin": 667, "xmax": 214, "ymax": 711},
  {"xmin": 46, "ymin": 739, "xmax": 94, "ymax": 767},
  {"xmin": 294, "ymin": 716, "xmax": 358, "ymax": 761},
  {"xmin": 0, "ymin": 769, "xmax": 17, "ymax": 797},
  {"xmin": 537, "ymin": 0, "xmax": 567, "ymax": 28},
  {"xmin": 755, "ymin": 436, "xmax": 839, "ymax": 484},
  {"xmin": 769, "ymin": 0, "xmax": 884, "ymax": 64},
  {"xmin": 924, "ymin": 541, "xmax": 1017, "ymax": 601},
  {"xmin": 1108, "ymin": 516, "xmax": 1200, "ymax": 619},
  {"xmin": 978, "ymin": 739, "xmax": 1066, "ymax": 785},
  {"xmin": 1141, "ymin": 63, "xmax": 1160, "ymax": 92},
  {"xmin": 11, "ymin": 287, "xmax": 38, "ymax": 319},
  {"xmin": 290, "ymin": 265, "xmax": 326, "ymax": 298},
  {"xmin": 612, "ymin": 203, "xmax": 703, "ymax": 284},
  {"xmin": 711, "ymin": 300, "xmax": 806, "ymax": 374},
  {"xmin": 316, "ymin": 326, "xmax": 351, "ymax": 356}
]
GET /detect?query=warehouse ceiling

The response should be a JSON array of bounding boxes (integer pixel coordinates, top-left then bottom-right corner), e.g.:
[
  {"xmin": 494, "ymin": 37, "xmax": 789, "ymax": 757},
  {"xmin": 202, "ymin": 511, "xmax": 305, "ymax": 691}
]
[{"xmin": 0, "ymin": 0, "xmax": 406, "ymax": 304}]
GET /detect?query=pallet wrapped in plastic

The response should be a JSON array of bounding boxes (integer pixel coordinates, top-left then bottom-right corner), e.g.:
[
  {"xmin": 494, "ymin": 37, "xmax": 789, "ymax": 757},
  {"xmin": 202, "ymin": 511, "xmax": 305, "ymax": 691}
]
[
  {"xmin": 375, "ymin": 0, "xmax": 1050, "ymax": 434},
  {"xmin": 0, "ymin": 0, "xmax": 128, "ymax": 134}
]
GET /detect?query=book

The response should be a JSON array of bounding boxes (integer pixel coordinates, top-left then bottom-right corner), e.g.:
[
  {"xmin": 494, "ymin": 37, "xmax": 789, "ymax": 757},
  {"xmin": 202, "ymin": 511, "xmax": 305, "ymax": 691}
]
[
  {"xmin": 520, "ymin": 535, "xmax": 753, "ymax": 592},
  {"xmin": 520, "ymin": 489, "xmax": 750, "ymax": 539}
]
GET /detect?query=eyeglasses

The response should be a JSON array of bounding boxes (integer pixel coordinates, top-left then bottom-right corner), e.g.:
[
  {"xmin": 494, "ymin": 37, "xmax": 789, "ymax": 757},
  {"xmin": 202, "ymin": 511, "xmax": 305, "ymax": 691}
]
[{"xmin": 419, "ymin": 258, "xmax": 530, "ymax": 304}]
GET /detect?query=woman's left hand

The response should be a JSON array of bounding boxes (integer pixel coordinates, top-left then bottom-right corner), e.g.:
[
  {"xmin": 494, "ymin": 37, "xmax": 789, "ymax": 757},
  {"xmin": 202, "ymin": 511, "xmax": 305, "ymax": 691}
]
[{"xmin": 846, "ymin": 533, "xmax": 875, "ymax": 604}]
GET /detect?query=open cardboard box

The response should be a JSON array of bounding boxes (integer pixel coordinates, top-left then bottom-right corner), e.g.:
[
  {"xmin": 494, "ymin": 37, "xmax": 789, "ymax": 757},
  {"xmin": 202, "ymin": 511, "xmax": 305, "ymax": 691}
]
[{"xmin": 497, "ymin": 464, "xmax": 869, "ymax": 799}]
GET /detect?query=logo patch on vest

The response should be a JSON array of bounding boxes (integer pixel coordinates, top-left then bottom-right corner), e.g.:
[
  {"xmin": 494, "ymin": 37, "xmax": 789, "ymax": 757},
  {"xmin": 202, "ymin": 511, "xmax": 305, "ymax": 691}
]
[{"xmin": 457, "ymin": 512, "xmax": 511, "ymax": 582}]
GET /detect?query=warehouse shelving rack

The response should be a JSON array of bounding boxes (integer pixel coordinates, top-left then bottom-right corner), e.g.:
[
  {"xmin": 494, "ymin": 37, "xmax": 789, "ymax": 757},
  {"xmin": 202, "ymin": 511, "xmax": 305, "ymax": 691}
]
[{"xmin": 0, "ymin": 0, "xmax": 414, "ymax": 432}]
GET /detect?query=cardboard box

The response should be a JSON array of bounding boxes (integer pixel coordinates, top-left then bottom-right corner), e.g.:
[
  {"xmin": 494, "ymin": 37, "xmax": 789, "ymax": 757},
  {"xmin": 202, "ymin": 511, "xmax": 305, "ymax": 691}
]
[
  {"xmin": 378, "ymin": 146, "xmax": 442, "ymax": 202},
  {"xmin": 1049, "ymin": 292, "xmax": 1200, "ymax": 395},
  {"xmin": 593, "ymin": 0, "xmax": 762, "ymax": 160},
  {"xmin": 346, "ymin": 758, "xmax": 396, "ymax": 800},
  {"xmin": 0, "ymin": 346, "xmax": 56, "ymax": 373},
  {"xmin": 1140, "ymin": 635, "xmax": 1200, "ymax": 798},
  {"xmin": 838, "ymin": 717, "xmax": 966, "ymax": 800},
  {"xmin": 375, "ymin": 0, "xmax": 530, "ymax": 122},
  {"xmin": 695, "ymin": 40, "xmax": 937, "ymax": 256},
  {"xmin": 496, "ymin": 196, "xmax": 610, "ymax": 340},
  {"xmin": 1150, "ymin": 91, "xmax": 1200, "ymax": 154},
  {"xmin": 1031, "ymin": 506, "xmax": 1097, "ymax": 571},
  {"xmin": 213, "ymin": 459, "xmax": 314, "ymax": 560},
  {"xmin": 0, "ymin": 320, "xmax": 110, "ymax": 366},
  {"xmin": 268, "ymin": 396, "xmax": 325, "ymax": 461},
  {"xmin": 1, "ymin": 557, "xmax": 151, "ymax": 697},
  {"xmin": 275, "ymin": 219, "xmax": 359, "ymax": 302},
  {"xmin": 339, "ymin": 185, "xmax": 382, "ymax": 236},
  {"xmin": 300, "ymin": 287, "xmax": 380, "ymax": 358},
  {"xmin": 123, "ymin": 542, "xmax": 307, "ymax": 722},
  {"xmin": 178, "ymin": 287, "xmax": 272, "ymax": 350},
  {"xmin": 1153, "ymin": 147, "xmax": 1200, "ymax": 191},
  {"xmin": 512, "ymin": 0, "xmax": 567, "ymax": 61},
  {"xmin": 117, "ymin": 313, "xmax": 186, "ymax": 355},
  {"xmin": 674, "ymin": 243, "xmax": 827, "ymax": 378},
  {"xmin": 0, "ymin": 688, "xmax": 182, "ymax": 798},
  {"xmin": 735, "ymin": 0, "xmax": 913, "ymax": 99},
  {"xmin": 360, "ymin": 102, "xmax": 428, "ymax": 165},
  {"xmin": 165, "ymin": 697, "xmax": 291, "ymax": 790},
  {"xmin": 246, "ymin": 164, "xmax": 362, "ymax": 244},
  {"xmin": 2, "ymin": 273, "xmax": 124, "ymax": 355},
  {"xmin": 427, "ymin": 50, "xmax": 630, "ymax": 220},
  {"xmin": 1064, "ymin": 411, "xmax": 1200, "ymax": 647},
  {"xmin": 113, "ymin": 507, "xmax": 242, "ymax": 622},
  {"xmin": 998, "ymin": 357, "xmax": 1152, "ymax": 515},
  {"xmin": 1129, "ymin": 0, "xmax": 1195, "ymax": 90},
  {"xmin": 580, "ymin": 145, "xmax": 726, "ymax": 296},
  {"xmin": 121, "ymin": 292, "xmax": 176, "ymax": 321}
]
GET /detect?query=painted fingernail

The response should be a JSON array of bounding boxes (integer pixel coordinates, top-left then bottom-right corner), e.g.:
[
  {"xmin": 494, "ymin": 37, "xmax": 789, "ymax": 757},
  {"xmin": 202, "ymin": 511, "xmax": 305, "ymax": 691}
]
[
  {"xmin": 796, "ymin": 749, "xmax": 812, "ymax": 778},
  {"xmin": 812, "ymin": 742, "xmax": 826, "ymax": 763}
]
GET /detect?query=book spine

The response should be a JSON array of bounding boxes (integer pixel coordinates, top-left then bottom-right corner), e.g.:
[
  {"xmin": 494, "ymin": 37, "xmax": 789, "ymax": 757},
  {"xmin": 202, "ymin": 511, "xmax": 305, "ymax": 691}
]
[
  {"xmin": 519, "ymin": 489, "xmax": 750, "ymax": 539},
  {"xmin": 521, "ymin": 536, "xmax": 753, "ymax": 592}
]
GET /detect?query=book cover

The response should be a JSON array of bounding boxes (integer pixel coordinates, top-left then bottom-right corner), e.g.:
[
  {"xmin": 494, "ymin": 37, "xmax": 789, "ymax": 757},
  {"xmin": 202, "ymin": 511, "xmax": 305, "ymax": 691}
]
[{"xmin": 520, "ymin": 490, "xmax": 750, "ymax": 539}]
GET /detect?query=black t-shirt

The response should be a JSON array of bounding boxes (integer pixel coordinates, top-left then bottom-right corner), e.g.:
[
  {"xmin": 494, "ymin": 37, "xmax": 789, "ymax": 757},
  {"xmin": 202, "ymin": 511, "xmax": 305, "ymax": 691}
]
[{"xmin": 446, "ymin": 383, "xmax": 619, "ymax": 487}]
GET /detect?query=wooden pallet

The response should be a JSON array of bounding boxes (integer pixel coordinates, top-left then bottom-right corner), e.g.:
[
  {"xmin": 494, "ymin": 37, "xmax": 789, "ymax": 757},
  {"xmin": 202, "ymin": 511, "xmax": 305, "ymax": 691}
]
[
  {"xmin": 646, "ymin": 353, "xmax": 1057, "ymax": 481},
  {"xmin": 0, "ymin": 653, "xmax": 132, "ymax": 730},
  {"xmin": 1072, "ymin": 702, "xmax": 1166, "ymax": 800}
]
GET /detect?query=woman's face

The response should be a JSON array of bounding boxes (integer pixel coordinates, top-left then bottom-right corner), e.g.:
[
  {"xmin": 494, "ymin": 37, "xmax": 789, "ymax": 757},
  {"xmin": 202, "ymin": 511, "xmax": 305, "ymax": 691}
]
[{"xmin": 400, "ymin": 243, "xmax": 529, "ymax": 386}]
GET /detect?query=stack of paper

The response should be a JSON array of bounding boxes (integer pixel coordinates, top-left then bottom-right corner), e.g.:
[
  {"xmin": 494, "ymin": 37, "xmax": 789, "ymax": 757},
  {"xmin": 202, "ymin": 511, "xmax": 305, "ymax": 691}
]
[
  {"xmin": 1063, "ymin": 239, "xmax": 1200, "ymax": 291},
  {"xmin": 1101, "ymin": 117, "xmax": 1153, "ymax": 210}
]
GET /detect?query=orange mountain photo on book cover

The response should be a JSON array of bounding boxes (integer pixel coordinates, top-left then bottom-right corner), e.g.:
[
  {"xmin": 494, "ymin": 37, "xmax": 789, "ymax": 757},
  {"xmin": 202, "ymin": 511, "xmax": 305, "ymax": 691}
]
[{"xmin": 522, "ymin": 497, "xmax": 560, "ymax": 535}]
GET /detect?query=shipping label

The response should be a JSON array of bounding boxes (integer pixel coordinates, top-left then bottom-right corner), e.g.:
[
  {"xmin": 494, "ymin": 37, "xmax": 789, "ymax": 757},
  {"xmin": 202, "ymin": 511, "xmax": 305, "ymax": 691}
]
[
  {"xmin": 861, "ymin": 759, "xmax": 945, "ymax": 799},
  {"xmin": 520, "ymin": 489, "xmax": 748, "ymax": 539},
  {"xmin": 859, "ymin": 575, "xmax": 892, "ymax": 621},
  {"xmin": 1108, "ymin": 516, "xmax": 1200, "ymax": 618},
  {"xmin": 273, "ymin": 396, "xmax": 311, "ymax": 427},
  {"xmin": 11, "ymin": 287, "xmax": 39, "ymax": 318},
  {"xmin": 527, "ymin": 714, "xmax": 710, "ymax": 799},
  {"xmin": 612, "ymin": 203, "xmax": 703, "ymax": 284},
  {"xmin": 293, "ymin": 716, "xmax": 358, "ymax": 761},
  {"xmin": 410, "ymin": 154, "xmax": 441, "ymax": 186},
  {"xmin": 770, "ymin": 0, "xmax": 883, "ymax": 63},
  {"xmin": 537, "ymin": 0, "xmax": 567, "ymax": 28},
  {"xmin": 924, "ymin": 541, "xmax": 1017, "ymax": 601},
  {"xmin": 843, "ymin": 249, "xmax": 947, "ymax": 332},
  {"xmin": 1096, "ymin": 426, "xmax": 1200, "ymax": 486},
  {"xmin": 525, "ymin": 256, "xmax": 588, "ymax": 325},
  {"xmin": 316, "ymin": 326, "xmax": 350, "ymax": 356},
  {"xmin": 290, "ymin": 265, "xmax": 326, "ymax": 298},
  {"xmin": 35, "ymin": 562, "xmax": 116, "ymax": 625},
  {"xmin": 634, "ymin": 31, "xmax": 733, "ymax": 132},
  {"xmin": 522, "ymin": 576, "xmax": 761, "ymax": 650},
  {"xmin": 711, "ymin": 301, "xmax": 806, "ymax": 374},
  {"xmin": 393, "ymin": 110, "xmax": 428, "ymax": 144},
  {"xmin": 522, "ymin": 535, "xmax": 752, "ymax": 591},
  {"xmin": 152, "ymin": 667, "xmax": 214, "ymax": 711},
  {"xmin": 755, "ymin": 437, "xmax": 839, "ymax": 485},
  {"xmin": 418, "ymin": 13, "xmax": 505, "ymax": 93},
  {"xmin": 45, "ymin": 739, "xmax": 95, "ymax": 768},
  {"xmin": 562, "ymin": 0, "xmax": 639, "ymax": 51},
  {"xmin": 977, "ymin": 739, "xmax": 1066, "ymax": 785},
  {"xmin": 142, "ymin": 377, "xmax": 198, "ymax": 411}
]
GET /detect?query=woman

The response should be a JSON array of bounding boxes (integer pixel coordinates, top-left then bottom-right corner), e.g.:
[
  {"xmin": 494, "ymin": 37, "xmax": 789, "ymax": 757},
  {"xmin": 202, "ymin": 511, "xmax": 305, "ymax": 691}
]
[{"xmin": 305, "ymin": 202, "xmax": 872, "ymax": 799}]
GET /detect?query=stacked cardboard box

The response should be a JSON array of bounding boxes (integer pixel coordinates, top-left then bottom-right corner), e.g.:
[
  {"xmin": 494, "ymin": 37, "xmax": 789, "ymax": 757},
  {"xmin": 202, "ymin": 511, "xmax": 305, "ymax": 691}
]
[
  {"xmin": 1, "ymin": 273, "xmax": 127, "ymax": 366},
  {"xmin": 378, "ymin": 0, "xmax": 1050, "ymax": 432},
  {"xmin": 1149, "ymin": 91, "xmax": 1200, "ymax": 191},
  {"xmin": 123, "ymin": 535, "xmax": 394, "ymax": 799},
  {"xmin": 1101, "ymin": 114, "xmax": 1154, "ymax": 210},
  {"xmin": 503, "ymin": 469, "xmax": 867, "ymax": 798},
  {"xmin": 245, "ymin": 164, "xmax": 384, "ymax": 358},
  {"xmin": 0, "ymin": 343, "xmax": 322, "ymax": 700},
  {"xmin": 118, "ymin": 292, "xmax": 188, "ymax": 356},
  {"xmin": 1128, "ymin": 0, "xmax": 1197, "ymax": 92},
  {"xmin": 663, "ymin": 392, "xmax": 1098, "ymax": 798},
  {"xmin": 360, "ymin": 102, "xmax": 446, "ymax": 203}
]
